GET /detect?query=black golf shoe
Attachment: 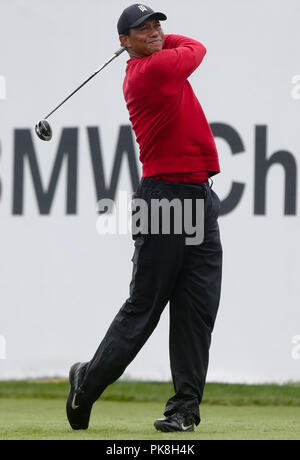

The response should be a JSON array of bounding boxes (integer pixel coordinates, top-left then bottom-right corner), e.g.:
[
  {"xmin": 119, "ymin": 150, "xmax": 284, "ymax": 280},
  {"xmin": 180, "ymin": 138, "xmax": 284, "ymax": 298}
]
[
  {"xmin": 154, "ymin": 411, "xmax": 196, "ymax": 432},
  {"xmin": 66, "ymin": 362, "xmax": 92, "ymax": 430}
]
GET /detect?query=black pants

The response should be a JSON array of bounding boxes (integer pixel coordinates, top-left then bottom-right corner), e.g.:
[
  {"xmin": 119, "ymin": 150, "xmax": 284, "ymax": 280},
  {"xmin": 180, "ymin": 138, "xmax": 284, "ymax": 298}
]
[{"xmin": 79, "ymin": 177, "xmax": 223, "ymax": 425}]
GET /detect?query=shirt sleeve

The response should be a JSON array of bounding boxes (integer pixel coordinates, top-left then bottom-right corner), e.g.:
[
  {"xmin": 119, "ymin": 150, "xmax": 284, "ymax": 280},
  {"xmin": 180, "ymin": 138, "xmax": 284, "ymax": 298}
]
[{"xmin": 140, "ymin": 34, "xmax": 207, "ymax": 94}]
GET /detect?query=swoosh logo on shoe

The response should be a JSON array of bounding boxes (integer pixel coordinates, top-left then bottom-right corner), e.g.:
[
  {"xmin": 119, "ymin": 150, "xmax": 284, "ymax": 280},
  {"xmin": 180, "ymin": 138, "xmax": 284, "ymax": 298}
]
[
  {"xmin": 72, "ymin": 393, "xmax": 79, "ymax": 410},
  {"xmin": 181, "ymin": 423, "xmax": 193, "ymax": 431}
]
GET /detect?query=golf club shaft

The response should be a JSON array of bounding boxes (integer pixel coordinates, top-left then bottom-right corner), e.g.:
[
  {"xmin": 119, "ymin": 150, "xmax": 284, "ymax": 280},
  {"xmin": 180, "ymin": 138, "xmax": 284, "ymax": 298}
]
[{"xmin": 44, "ymin": 47, "xmax": 126, "ymax": 120}]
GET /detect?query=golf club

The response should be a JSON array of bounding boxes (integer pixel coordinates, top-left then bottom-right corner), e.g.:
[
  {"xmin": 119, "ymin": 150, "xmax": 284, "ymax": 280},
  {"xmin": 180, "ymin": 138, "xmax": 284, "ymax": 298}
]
[{"xmin": 35, "ymin": 47, "xmax": 126, "ymax": 141}]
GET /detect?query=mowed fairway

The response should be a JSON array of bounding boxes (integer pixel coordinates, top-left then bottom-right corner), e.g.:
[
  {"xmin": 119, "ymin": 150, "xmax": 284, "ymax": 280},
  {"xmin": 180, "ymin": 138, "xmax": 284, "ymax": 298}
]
[
  {"xmin": 0, "ymin": 399, "xmax": 300, "ymax": 440},
  {"xmin": 0, "ymin": 382, "xmax": 300, "ymax": 440}
]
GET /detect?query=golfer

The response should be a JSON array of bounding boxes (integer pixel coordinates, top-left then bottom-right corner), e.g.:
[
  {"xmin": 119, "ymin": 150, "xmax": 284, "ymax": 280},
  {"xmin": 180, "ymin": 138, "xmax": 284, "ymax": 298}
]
[{"xmin": 67, "ymin": 3, "xmax": 223, "ymax": 432}]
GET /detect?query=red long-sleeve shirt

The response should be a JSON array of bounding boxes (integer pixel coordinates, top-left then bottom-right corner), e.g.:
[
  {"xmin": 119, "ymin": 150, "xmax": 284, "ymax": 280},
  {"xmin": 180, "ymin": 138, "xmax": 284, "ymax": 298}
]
[{"xmin": 123, "ymin": 34, "xmax": 220, "ymax": 182}]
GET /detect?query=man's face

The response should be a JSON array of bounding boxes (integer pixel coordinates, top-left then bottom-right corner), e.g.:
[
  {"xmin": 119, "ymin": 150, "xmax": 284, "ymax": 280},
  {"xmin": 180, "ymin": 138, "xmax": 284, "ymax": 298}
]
[{"xmin": 120, "ymin": 18, "xmax": 164, "ymax": 58}]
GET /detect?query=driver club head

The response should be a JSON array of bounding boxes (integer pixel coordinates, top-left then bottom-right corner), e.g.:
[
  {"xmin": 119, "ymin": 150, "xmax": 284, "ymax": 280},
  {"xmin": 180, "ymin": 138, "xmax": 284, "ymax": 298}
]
[{"xmin": 35, "ymin": 119, "xmax": 52, "ymax": 141}]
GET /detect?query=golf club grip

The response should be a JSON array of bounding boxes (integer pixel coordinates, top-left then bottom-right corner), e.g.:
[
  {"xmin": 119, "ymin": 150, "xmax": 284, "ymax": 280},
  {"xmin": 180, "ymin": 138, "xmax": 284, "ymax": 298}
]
[
  {"xmin": 115, "ymin": 47, "xmax": 126, "ymax": 56},
  {"xmin": 44, "ymin": 47, "xmax": 126, "ymax": 120}
]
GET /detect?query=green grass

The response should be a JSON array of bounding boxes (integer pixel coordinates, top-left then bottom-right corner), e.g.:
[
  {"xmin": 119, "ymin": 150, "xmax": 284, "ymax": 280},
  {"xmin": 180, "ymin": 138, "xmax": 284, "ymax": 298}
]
[
  {"xmin": 0, "ymin": 381, "xmax": 300, "ymax": 440},
  {"xmin": 1, "ymin": 380, "xmax": 300, "ymax": 406},
  {"xmin": 0, "ymin": 399, "xmax": 299, "ymax": 440}
]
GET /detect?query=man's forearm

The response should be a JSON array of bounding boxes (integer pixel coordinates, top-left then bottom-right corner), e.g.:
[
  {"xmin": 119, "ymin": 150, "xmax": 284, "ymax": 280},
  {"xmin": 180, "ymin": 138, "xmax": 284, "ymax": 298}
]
[{"xmin": 163, "ymin": 34, "xmax": 206, "ymax": 53}]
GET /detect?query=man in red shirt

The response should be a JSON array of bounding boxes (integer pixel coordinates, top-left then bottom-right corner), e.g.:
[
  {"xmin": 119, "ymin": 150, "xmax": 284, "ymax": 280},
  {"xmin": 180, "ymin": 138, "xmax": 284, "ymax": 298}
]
[{"xmin": 67, "ymin": 4, "xmax": 223, "ymax": 433}]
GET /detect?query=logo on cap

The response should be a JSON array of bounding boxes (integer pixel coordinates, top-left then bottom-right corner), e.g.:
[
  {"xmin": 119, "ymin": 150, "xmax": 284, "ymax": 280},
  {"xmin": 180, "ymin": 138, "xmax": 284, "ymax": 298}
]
[{"xmin": 138, "ymin": 5, "xmax": 148, "ymax": 12}]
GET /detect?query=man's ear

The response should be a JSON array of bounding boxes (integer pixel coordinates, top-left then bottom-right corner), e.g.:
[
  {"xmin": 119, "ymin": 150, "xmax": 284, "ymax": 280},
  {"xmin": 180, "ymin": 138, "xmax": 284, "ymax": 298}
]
[{"xmin": 119, "ymin": 34, "xmax": 130, "ymax": 49}]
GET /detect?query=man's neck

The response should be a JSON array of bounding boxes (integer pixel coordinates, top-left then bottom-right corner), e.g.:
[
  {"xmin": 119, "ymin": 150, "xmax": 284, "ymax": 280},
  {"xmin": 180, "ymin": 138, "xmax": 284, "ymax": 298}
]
[{"xmin": 128, "ymin": 50, "xmax": 145, "ymax": 59}]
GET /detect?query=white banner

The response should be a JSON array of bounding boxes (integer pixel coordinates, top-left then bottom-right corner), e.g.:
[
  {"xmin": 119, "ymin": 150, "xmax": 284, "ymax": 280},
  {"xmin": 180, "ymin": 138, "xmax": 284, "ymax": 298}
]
[{"xmin": 0, "ymin": 0, "xmax": 299, "ymax": 382}]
